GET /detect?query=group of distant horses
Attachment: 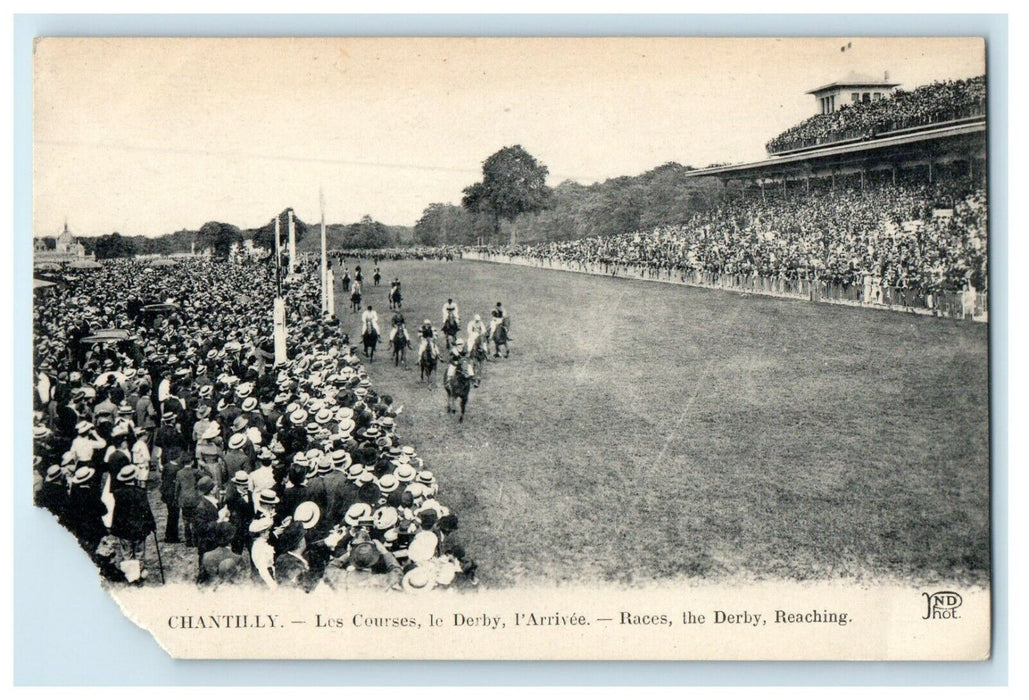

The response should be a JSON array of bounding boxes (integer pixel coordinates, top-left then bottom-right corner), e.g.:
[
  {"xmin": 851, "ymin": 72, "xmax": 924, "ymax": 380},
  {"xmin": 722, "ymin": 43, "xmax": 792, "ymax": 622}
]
[{"xmin": 338, "ymin": 259, "xmax": 510, "ymax": 423}]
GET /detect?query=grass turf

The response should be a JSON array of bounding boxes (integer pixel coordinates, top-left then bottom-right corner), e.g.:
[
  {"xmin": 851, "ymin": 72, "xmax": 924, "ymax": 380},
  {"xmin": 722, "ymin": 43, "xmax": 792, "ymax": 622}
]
[{"xmin": 330, "ymin": 258, "xmax": 989, "ymax": 588}]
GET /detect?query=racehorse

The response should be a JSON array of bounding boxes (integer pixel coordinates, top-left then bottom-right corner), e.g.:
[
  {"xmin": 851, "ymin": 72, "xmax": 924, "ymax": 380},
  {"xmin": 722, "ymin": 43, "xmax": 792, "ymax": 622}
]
[
  {"xmin": 419, "ymin": 342, "xmax": 438, "ymax": 384},
  {"xmin": 442, "ymin": 313, "xmax": 460, "ymax": 350},
  {"xmin": 361, "ymin": 321, "xmax": 379, "ymax": 361},
  {"xmin": 491, "ymin": 318, "xmax": 510, "ymax": 358},
  {"xmin": 388, "ymin": 286, "xmax": 403, "ymax": 310},
  {"xmin": 444, "ymin": 356, "xmax": 476, "ymax": 422},
  {"xmin": 391, "ymin": 326, "xmax": 412, "ymax": 367},
  {"xmin": 468, "ymin": 331, "xmax": 489, "ymax": 382},
  {"xmin": 350, "ymin": 288, "xmax": 362, "ymax": 313}
]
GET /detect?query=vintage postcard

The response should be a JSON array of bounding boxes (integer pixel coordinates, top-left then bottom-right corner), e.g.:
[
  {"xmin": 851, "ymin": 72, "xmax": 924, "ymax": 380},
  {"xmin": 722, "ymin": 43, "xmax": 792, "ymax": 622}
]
[{"xmin": 30, "ymin": 36, "xmax": 990, "ymax": 660}]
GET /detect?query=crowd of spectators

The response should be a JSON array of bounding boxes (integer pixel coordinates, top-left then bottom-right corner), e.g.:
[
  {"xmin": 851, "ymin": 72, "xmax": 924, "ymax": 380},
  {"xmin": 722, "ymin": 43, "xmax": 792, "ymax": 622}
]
[
  {"xmin": 475, "ymin": 179, "xmax": 987, "ymax": 295},
  {"xmin": 32, "ymin": 257, "xmax": 476, "ymax": 592},
  {"xmin": 767, "ymin": 75, "xmax": 986, "ymax": 154}
]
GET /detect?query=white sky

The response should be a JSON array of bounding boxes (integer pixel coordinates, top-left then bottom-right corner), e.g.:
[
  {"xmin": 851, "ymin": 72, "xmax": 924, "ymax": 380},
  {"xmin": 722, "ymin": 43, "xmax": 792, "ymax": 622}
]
[{"xmin": 33, "ymin": 37, "xmax": 985, "ymax": 236}]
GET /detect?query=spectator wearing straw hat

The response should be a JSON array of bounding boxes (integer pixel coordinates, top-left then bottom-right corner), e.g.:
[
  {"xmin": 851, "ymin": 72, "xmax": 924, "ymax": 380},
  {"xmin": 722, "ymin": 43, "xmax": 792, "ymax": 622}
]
[
  {"xmin": 110, "ymin": 465, "xmax": 156, "ymax": 558},
  {"xmin": 224, "ymin": 471, "xmax": 255, "ymax": 555}
]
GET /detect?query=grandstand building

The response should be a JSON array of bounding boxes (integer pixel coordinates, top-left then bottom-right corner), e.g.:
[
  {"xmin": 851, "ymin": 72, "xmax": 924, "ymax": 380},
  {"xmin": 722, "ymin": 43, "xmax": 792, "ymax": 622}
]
[
  {"xmin": 691, "ymin": 74, "xmax": 986, "ymax": 194},
  {"xmin": 808, "ymin": 71, "xmax": 899, "ymax": 115}
]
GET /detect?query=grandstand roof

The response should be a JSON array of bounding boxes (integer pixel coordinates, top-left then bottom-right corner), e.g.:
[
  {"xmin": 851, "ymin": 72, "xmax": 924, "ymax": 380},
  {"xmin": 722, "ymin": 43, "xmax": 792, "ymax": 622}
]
[
  {"xmin": 686, "ymin": 119, "xmax": 985, "ymax": 181},
  {"xmin": 806, "ymin": 71, "xmax": 900, "ymax": 94}
]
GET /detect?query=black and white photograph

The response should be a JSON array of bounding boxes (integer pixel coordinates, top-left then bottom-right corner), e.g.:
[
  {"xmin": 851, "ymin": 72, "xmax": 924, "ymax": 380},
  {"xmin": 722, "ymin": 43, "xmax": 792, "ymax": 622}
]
[{"xmin": 27, "ymin": 36, "xmax": 991, "ymax": 660}]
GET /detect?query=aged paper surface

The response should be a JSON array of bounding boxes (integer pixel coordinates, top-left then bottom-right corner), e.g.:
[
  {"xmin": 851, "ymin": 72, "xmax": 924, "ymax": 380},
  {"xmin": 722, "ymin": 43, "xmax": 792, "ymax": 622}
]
[{"xmin": 32, "ymin": 37, "xmax": 990, "ymax": 660}]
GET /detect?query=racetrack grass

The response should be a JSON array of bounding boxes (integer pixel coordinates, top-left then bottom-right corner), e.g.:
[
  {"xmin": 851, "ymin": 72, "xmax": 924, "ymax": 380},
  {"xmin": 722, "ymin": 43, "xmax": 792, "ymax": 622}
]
[{"xmin": 337, "ymin": 258, "xmax": 989, "ymax": 588}]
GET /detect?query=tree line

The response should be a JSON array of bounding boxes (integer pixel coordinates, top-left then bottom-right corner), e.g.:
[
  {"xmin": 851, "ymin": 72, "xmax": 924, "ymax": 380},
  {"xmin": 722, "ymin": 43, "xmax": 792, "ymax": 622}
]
[{"xmin": 415, "ymin": 147, "xmax": 727, "ymax": 246}]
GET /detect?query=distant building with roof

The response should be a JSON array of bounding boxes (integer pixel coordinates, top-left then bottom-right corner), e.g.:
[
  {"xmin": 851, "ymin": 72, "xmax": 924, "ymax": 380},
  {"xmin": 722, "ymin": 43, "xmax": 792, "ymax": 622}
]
[
  {"xmin": 807, "ymin": 71, "xmax": 900, "ymax": 115},
  {"xmin": 33, "ymin": 221, "xmax": 93, "ymax": 267}
]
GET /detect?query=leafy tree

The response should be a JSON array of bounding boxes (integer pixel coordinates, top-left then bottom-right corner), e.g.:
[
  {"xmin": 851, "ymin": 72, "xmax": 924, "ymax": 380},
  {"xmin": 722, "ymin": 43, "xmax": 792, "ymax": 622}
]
[
  {"xmin": 251, "ymin": 209, "xmax": 308, "ymax": 252},
  {"xmin": 462, "ymin": 145, "xmax": 552, "ymax": 244},
  {"xmin": 197, "ymin": 221, "xmax": 243, "ymax": 259},
  {"xmin": 415, "ymin": 203, "xmax": 492, "ymax": 246},
  {"xmin": 93, "ymin": 232, "xmax": 138, "ymax": 259}
]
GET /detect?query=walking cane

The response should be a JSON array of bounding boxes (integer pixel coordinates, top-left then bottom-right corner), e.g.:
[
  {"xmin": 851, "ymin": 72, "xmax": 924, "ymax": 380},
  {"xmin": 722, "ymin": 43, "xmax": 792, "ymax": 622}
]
[{"xmin": 152, "ymin": 530, "xmax": 166, "ymax": 584}]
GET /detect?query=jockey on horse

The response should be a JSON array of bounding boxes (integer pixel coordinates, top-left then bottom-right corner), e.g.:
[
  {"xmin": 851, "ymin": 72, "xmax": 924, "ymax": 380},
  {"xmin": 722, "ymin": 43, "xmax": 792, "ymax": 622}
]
[
  {"xmin": 489, "ymin": 301, "xmax": 511, "ymax": 358},
  {"xmin": 467, "ymin": 314, "xmax": 487, "ymax": 344},
  {"xmin": 417, "ymin": 319, "xmax": 440, "ymax": 361},
  {"xmin": 389, "ymin": 311, "xmax": 412, "ymax": 366},
  {"xmin": 349, "ymin": 279, "xmax": 362, "ymax": 311},
  {"xmin": 388, "ymin": 278, "xmax": 402, "ymax": 310},
  {"xmin": 360, "ymin": 305, "xmax": 381, "ymax": 338},
  {"xmin": 441, "ymin": 298, "xmax": 461, "ymax": 349},
  {"xmin": 444, "ymin": 338, "xmax": 477, "ymax": 420}
]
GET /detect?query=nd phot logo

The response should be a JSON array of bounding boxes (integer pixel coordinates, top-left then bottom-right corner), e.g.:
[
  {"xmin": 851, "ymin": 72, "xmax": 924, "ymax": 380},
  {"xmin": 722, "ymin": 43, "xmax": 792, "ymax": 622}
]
[{"xmin": 922, "ymin": 591, "xmax": 962, "ymax": 620}]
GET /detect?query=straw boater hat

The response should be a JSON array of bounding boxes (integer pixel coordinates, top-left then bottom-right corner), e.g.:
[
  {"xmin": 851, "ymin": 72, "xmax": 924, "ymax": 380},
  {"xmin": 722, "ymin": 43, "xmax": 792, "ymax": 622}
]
[
  {"xmin": 345, "ymin": 463, "xmax": 365, "ymax": 481},
  {"xmin": 354, "ymin": 471, "xmax": 375, "ymax": 487},
  {"xmin": 417, "ymin": 471, "xmax": 435, "ymax": 487},
  {"xmin": 293, "ymin": 502, "xmax": 321, "ymax": 530},
  {"xmin": 33, "ymin": 425, "xmax": 52, "ymax": 440},
  {"xmin": 402, "ymin": 567, "xmax": 435, "ymax": 593},
  {"xmin": 289, "ymin": 409, "xmax": 308, "ymax": 426},
  {"xmin": 241, "ymin": 396, "xmax": 258, "ymax": 412},
  {"xmin": 394, "ymin": 463, "xmax": 417, "ymax": 483},
  {"xmin": 377, "ymin": 473, "xmax": 400, "ymax": 494},
  {"xmin": 70, "ymin": 466, "xmax": 96, "ymax": 485},
  {"xmin": 257, "ymin": 490, "xmax": 280, "ymax": 508},
  {"xmin": 316, "ymin": 455, "xmax": 333, "ymax": 475},
  {"xmin": 315, "ymin": 408, "xmax": 334, "ymax": 425},
  {"xmin": 408, "ymin": 531, "xmax": 439, "ymax": 564},
  {"xmin": 198, "ymin": 385, "xmax": 214, "ymax": 399},
  {"xmin": 373, "ymin": 505, "xmax": 399, "ymax": 530},
  {"xmin": 75, "ymin": 420, "xmax": 93, "ymax": 435},
  {"xmin": 45, "ymin": 465, "xmax": 64, "ymax": 483},
  {"xmin": 330, "ymin": 449, "xmax": 352, "ymax": 470},
  {"xmin": 201, "ymin": 423, "xmax": 220, "ymax": 440},
  {"xmin": 115, "ymin": 465, "xmax": 138, "ymax": 483},
  {"xmin": 230, "ymin": 470, "xmax": 250, "ymax": 487},
  {"xmin": 344, "ymin": 502, "xmax": 372, "ymax": 527}
]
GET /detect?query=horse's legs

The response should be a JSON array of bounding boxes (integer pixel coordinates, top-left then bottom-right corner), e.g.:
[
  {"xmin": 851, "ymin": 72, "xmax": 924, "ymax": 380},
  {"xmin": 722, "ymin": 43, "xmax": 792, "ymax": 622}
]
[{"xmin": 459, "ymin": 395, "xmax": 467, "ymax": 422}]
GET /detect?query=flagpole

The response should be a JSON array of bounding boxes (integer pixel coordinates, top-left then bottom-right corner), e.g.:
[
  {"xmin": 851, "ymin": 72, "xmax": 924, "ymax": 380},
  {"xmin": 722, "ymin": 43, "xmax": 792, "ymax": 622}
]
[
  {"xmin": 274, "ymin": 216, "xmax": 282, "ymax": 293},
  {"xmin": 288, "ymin": 209, "xmax": 296, "ymax": 275},
  {"xmin": 320, "ymin": 188, "xmax": 328, "ymax": 316}
]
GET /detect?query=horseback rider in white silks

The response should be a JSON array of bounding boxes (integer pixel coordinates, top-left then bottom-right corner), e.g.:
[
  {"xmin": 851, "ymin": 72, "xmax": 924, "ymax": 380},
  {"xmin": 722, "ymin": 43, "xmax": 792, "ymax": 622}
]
[
  {"xmin": 467, "ymin": 314, "xmax": 487, "ymax": 347},
  {"xmin": 442, "ymin": 298, "xmax": 460, "ymax": 327},
  {"xmin": 445, "ymin": 338, "xmax": 468, "ymax": 380},
  {"xmin": 417, "ymin": 319, "xmax": 440, "ymax": 360},
  {"xmin": 359, "ymin": 305, "xmax": 381, "ymax": 336}
]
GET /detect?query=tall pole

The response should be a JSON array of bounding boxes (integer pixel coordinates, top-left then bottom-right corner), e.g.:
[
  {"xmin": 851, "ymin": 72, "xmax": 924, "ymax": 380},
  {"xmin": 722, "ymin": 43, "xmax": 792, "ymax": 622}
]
[
  {"xmin": 272, "ymin": 216, "xmax": 287, "ymax": 366},
  {"xmin": 288, "ymin": 209, "xmax": 296, "ymax": 275},
  {"xmin": 274, "ymin": 216, "xmax": 282, "ymax": 288},
  {"xmin": 320, "ymin": 188, "xmax": 328, "ymax": 316}
]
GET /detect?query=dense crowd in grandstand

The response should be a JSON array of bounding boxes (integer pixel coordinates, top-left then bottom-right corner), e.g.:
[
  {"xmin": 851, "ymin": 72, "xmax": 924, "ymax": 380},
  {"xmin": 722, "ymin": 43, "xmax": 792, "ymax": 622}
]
[
  {"xmin": 476, "ymin": 179, "xmax": 987, "ymax": 295},
  {"xmin": 32, "ymin": 258, "xmax": 476, "ymax": 591},
  {"xmin": 766, "ymin": 75, "xmax": 986, "ymax": 154}
]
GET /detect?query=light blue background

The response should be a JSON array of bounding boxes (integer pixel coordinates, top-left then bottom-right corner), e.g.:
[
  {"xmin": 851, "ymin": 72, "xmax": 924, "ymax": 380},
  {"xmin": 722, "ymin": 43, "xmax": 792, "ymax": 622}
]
[{"xmin": 13, "ymin": 13, "xmax": 1008, "ymax": 686}]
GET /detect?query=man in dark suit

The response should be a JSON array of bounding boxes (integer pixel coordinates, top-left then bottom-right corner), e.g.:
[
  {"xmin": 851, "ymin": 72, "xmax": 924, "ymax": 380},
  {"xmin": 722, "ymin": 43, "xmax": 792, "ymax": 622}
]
[
  {"xmin": 192, "ymin": 476, "xmax": 222, "ymax": 583},
  {"xmin": 224, "ymin": 471, "xmax": 255, "ymax": 555},
  {"xmin": 173, "ymin": 458, "xmax": 202, "ymax": 546}
]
